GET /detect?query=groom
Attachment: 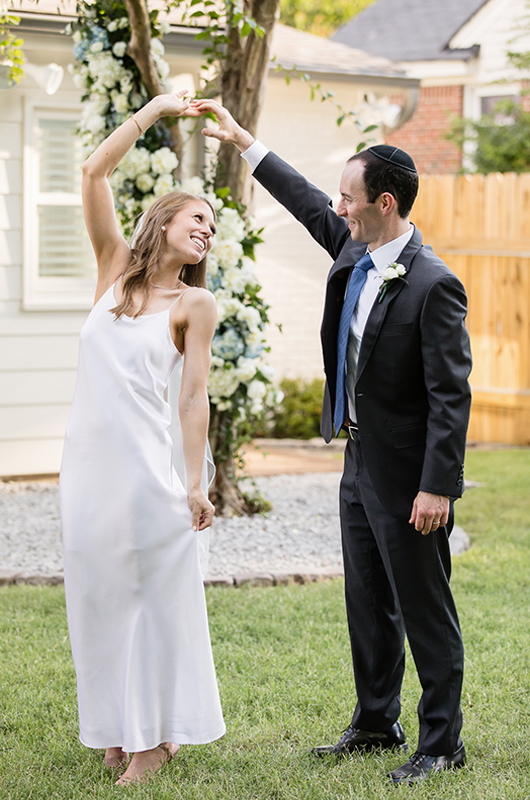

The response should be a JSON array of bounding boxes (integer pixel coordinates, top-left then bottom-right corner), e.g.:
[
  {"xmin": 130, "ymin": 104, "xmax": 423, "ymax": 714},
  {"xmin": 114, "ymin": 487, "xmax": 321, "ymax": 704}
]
[{"xmin": 193, "ymin": 99, "xmax": 472, "ymax": 784}]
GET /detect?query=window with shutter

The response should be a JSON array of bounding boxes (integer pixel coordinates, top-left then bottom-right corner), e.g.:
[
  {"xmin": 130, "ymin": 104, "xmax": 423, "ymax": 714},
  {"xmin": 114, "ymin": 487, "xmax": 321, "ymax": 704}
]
[{"xmin": 23, "ymin": 100, "xmax": 97, "ymax": 310}]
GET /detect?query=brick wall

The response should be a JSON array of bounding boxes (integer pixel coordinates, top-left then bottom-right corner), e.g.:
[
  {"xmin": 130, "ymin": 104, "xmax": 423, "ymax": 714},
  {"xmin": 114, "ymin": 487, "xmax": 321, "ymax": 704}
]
[{"xmin": 386, "ymin": 85, "xmax": 464, "ymax": 174}]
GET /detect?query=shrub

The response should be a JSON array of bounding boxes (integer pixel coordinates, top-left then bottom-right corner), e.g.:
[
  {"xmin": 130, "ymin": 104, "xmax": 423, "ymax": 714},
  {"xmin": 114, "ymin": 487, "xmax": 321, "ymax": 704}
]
[{"xmin": 256, "ymin": 377, "xmax": 325, "ymax": 439}]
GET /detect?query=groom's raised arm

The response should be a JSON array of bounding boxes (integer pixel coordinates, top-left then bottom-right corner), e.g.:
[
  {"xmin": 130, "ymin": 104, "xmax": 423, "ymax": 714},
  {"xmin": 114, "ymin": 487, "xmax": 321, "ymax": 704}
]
[{"xmin": 193, "ymin": 99, "xmax": 351, "ymax": 261}]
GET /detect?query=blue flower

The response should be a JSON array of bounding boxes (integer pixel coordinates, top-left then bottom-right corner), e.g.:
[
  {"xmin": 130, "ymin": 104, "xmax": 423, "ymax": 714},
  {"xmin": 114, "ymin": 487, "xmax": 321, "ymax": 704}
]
[{"xmin": 212, "ymin": 329, "xmax": 245, "ymax": 361}]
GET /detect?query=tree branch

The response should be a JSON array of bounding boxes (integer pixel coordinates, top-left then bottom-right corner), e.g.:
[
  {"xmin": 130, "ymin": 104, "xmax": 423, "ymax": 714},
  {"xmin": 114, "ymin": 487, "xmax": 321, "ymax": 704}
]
[{"xmin": 123, "ymin": 0, "xmax": 184, "ymax": 173}]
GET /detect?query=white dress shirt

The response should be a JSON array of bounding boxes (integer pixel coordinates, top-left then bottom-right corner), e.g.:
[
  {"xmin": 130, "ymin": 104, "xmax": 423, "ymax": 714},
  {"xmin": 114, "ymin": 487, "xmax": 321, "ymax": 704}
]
[
  {"xmin": 240, "ymin": 141, "xmax": 414, "ymax": 422},
  {"xmin": 346, "ymin": 227, "xmax": 414, "ymax": 422}
]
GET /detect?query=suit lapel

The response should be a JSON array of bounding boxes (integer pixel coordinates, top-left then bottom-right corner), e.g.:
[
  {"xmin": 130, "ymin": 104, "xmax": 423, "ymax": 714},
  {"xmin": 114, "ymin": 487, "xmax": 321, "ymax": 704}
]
[{"xmin": 355, "ymin": 227, "xmax": 423, "ymax": 384}]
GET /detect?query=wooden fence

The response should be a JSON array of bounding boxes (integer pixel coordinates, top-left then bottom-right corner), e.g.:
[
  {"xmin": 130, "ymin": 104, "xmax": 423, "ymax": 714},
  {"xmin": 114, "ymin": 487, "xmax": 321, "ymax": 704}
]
[{"xmin": 413, "ymin": 172, "xmax": 530, "ymax": 444}]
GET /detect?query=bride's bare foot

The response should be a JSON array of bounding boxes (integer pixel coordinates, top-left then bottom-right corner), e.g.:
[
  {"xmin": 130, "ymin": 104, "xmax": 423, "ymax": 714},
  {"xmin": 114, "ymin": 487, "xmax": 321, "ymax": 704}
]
[
  {"xmin": 115, "ymin": 742, "xmax": 180, "ymax": 786},
  {"xmin": 104, "ymin": 747, "xmax": 128, "ymax": 769}
]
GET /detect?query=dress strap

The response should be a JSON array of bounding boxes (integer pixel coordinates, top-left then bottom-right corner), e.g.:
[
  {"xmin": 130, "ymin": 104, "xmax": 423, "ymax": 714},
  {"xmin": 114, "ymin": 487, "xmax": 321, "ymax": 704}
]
[{"xmin": 168, "ymin": 287, "xmax": 192, "ymax": 311}]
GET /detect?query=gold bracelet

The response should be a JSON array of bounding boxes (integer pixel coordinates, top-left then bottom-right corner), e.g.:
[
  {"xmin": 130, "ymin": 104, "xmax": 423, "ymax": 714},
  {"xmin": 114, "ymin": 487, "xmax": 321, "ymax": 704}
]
[{"xmin": 131, "ymin": 115, "xmax": 144, "ymax": 135}]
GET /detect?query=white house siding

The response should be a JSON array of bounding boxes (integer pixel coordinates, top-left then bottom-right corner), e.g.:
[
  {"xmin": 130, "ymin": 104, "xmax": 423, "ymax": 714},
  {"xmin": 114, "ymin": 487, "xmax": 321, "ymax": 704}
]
[{"xmin": 450, "ymin": 0, "xmax": 530, "ymax": 85}]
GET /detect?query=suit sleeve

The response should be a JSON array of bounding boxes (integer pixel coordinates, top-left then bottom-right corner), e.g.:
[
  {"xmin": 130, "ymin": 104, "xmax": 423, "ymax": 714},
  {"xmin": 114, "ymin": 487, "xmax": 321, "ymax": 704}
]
[
  {"xmin": 253, "ymin": 152, "xmax": 350, "ymax": 261},
  {"xmin": 418, "ymin": 273, "xmax": 472, "ymax": 498}
]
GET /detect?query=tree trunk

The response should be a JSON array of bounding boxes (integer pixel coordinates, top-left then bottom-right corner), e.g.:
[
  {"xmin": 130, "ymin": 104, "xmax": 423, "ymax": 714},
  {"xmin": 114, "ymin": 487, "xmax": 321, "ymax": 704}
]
[
  {"xmin": 215, "ymin": 0, "xmax": 281, "ymax": 202},
  {"xmin": 123, "ymin": 0, "xmax": 184, "ymax": 174}
]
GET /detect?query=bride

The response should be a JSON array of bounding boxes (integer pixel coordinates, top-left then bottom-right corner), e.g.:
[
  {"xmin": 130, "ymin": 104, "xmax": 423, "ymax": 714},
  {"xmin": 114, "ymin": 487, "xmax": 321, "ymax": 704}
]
[{"xmin": 60, "ymin": 91, "xmax": 225, "ymax": 787}]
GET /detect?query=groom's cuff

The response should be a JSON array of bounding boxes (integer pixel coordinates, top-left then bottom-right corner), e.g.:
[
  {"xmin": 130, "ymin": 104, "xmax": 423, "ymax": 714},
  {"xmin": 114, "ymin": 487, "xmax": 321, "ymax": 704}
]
[{"xmin": 240, "ymin": 140, "xmax": 269, "ymax": 172}]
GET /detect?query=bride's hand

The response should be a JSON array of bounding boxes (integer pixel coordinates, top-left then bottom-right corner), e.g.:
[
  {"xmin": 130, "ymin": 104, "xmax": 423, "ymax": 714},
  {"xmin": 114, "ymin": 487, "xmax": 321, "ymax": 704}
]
[
  {"xmin": 155, "ymin": 89, "xmax": 202, "ymax": 119},
  {"xmin": 188, "ymin": 488, "xmax": 215, "ymax": 531}
]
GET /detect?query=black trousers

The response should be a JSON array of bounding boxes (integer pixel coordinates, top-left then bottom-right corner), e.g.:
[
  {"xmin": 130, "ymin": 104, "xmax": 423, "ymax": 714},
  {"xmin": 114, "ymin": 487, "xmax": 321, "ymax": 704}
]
[{"xmin": 340, "ymin": 436, "xmax": 464, "ymax": 755}]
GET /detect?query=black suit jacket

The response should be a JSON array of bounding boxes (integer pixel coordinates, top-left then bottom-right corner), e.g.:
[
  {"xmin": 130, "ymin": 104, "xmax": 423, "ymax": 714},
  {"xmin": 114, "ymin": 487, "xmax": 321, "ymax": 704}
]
[{"xmin": 254, "ymin": 152, "xmax": 472, "ymax": 519}]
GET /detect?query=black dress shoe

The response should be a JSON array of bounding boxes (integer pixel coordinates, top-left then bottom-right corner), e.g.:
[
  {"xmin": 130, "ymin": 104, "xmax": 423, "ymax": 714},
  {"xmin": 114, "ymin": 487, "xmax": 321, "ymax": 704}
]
[
  {"xmin": 387, "ymin": 743, "xmax": 466, "ymax": 784},
  {"xmin": 311, "ymin": 721, "xmax": 407, "ymax": 757}
]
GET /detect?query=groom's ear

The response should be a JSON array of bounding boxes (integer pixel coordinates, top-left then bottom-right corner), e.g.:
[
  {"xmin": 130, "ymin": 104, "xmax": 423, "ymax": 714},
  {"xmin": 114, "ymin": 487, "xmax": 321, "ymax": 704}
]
[{"xmin": 378, "ymin": 192, "xmax": 399, "ymax": 216}]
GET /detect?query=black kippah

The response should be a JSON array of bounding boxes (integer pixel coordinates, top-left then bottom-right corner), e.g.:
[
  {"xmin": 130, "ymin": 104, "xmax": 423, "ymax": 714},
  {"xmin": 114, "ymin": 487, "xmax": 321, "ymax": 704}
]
[{"xmin": 367, "ymin": 145, "xmax": 417, "ymax": 173}]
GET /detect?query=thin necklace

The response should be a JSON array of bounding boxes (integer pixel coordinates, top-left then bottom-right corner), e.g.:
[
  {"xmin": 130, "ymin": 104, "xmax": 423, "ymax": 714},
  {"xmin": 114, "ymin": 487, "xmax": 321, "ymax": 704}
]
[{"xmin": 150, "ymin": 279, "xmax": 182, "ymax": 291}]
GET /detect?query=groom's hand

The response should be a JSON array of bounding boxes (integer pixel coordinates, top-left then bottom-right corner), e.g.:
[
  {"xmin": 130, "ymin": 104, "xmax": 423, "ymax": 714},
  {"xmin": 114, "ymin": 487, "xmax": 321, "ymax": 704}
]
[
  {"xmin": 409, "ymin": 491, "xmax": 450, "ymax": 535},
  {"xmin": 191, "ymin": 98, "xmax": 255, "ymax": 152}
]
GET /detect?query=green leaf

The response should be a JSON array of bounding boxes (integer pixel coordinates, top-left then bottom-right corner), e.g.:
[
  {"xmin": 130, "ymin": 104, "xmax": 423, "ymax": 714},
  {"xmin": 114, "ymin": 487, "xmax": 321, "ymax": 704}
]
[
  {"xmin": 241, "ymin": 21, "xmax": 251, "ymax": 37},
  {"xmin": 336, "ymin": 115, "xmax": 345, "ymax": 127},
  {"xmin": 363, "ymin": 124, "xmax": 378, "ymax": 133},
  {"xmin": 356, "ymin": 141, "xmax": 366, "ymax": 152},
  {"xmin": 216, "ymin": 187, "xmax": 231, "ymax": 198}
]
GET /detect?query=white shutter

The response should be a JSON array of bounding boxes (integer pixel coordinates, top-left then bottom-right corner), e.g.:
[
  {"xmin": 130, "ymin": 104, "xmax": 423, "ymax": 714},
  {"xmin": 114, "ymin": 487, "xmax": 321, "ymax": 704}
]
[
  {"xmin": 36, "ymin": 117, "xmax": 96, "ymax": 280},
  {"xmin": 23, "ymin": 98, "xmax": 98, "ymax": 310}
]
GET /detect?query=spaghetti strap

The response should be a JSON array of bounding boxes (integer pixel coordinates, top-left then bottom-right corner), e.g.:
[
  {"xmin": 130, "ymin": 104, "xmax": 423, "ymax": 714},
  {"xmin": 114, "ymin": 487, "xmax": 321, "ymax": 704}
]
[{"xmin": 169, "ymin": 286, "xmax": 192, "ymax": 310}]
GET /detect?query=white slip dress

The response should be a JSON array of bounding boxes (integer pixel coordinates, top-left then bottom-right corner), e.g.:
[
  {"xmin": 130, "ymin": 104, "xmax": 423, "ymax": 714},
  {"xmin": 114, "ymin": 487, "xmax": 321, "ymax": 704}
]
[{"xmin": 59, "ymin": 283, "xmax": 225, "ymax": 753}]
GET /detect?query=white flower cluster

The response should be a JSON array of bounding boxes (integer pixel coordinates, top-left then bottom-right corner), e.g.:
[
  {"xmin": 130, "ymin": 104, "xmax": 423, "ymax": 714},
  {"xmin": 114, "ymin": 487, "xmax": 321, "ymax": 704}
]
[
  {"xmin": 70, "ymin": 6, "xmax": 179, "ymax": 224},
  {"xmin": 382, "ymin": 262, "xmax": 406, "ymax": 281}
]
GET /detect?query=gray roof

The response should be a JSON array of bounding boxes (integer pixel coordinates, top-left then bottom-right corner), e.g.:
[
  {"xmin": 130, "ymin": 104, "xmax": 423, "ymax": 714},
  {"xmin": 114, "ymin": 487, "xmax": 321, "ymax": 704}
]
[{"xmin": 332, "ymin": 0, "xmax": 488, "ymax": 62}]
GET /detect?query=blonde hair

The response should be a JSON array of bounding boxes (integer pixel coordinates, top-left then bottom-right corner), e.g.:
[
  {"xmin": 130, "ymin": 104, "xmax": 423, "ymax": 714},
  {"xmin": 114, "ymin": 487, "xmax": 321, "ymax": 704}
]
[{"xmin": 111, "ymin": 191, "xmax": 216, "ymax": 319}]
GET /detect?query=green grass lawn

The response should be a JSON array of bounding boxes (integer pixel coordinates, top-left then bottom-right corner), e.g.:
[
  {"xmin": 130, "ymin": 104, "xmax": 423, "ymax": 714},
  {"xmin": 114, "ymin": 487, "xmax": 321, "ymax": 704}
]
[{"xmin": 1, "ymin": 449, "xmax": 530, "ymax": 799}]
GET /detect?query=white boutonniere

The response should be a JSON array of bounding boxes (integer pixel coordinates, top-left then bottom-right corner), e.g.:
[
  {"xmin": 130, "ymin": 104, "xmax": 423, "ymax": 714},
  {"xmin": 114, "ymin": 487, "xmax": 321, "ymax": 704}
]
[{"xmin": 378, "ymin": 262, "xmax": 408, "ymax": 303}]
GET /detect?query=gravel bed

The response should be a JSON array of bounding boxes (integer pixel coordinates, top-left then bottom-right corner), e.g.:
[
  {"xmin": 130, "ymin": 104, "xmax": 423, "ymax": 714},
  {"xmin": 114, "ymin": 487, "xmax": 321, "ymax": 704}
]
[
  {"xmin": 0, "ymin": 474, "xmax": 343, "ymax": 578},
  {"xmin": 0, "ymin": 473, "xmax": 468, "ymax": 580}
]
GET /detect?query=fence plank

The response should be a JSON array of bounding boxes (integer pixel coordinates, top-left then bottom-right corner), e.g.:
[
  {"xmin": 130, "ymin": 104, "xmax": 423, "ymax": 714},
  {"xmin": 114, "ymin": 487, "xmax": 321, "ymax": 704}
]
[{"xmin": 416, "ymin": 172, "xmax": 530, "ymax": 444}]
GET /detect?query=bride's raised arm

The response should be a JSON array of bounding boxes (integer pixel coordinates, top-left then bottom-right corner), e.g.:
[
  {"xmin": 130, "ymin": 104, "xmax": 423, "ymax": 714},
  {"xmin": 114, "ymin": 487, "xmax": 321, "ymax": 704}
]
[{"xmin": 81, "ymin": 91, "xmax": 197, "ymax": 300}]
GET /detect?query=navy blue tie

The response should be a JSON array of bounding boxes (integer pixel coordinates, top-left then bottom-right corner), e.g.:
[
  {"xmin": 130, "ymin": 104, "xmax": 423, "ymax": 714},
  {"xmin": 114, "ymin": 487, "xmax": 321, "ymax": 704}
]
[{"xmin": 333, "ymin": 252, "xmax": 374, "ymax": 437}]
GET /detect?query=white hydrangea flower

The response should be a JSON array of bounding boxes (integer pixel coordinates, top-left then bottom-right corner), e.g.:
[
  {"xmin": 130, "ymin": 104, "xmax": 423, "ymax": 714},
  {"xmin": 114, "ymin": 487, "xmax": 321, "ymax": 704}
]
[
  {"xmin": 259, "ymin": 363, "xmax": 275, "ymax": 382},
  {"xmin": 216, "ymin": 296, "xmax": 245, "ymax": 324},
  {"xmin": 216, "ymin": 400, "xmax": 233, "ymax": 411},
  {"xmin": 179, "ymin": 176, "xmax": 204, "ymax": 195},
  {"xmin": 250, "ymin": 401, "xmax": 264, "ymax": 416},
  {"xmin": 212, "ymin": 239, "xmax": 243, "ymax": 270},
  {"xmin": 236, "ymin": 305, "xmax": 261, "ymax": 332},
  {"xmin": 119, "ymin": 147, "xmax": 151, "ymax": 180},
  {"xmin": 155, "ymin": 58, "xmax": 171, "ymax": 82},
  {"xmin": 112, "ymin": 41, "xmax": 127, "ymax": 58},
  {"xmin": 118, "ymin": 17, "xmax": 129, "ymax": 29},
  {"xmin": 135, "ymin": 173, "xmax": 155, "ymax": 193},
  {"xmin": 248, "ymin": 379, "xmax": 267, "ymax": 401},
  {"xmin": 86, "ymin": 51, "xmax": 127, "ymax": 89},
  {"xmin": 109, "ymin": 170, "xmax": 126, "ymax": 191},
  {"xmin": 204, "ymin": 191, "xmax": 224, "ymax": 211},
  {"xmin": 275, "ymin": 389, "xmax": 285, "ymax": 404},
  {"xmin": 107, "ymin": 20, "xmax": 118, "ymax": 32},
  {"xmin": 153, "ymin": 173, "xmax": 175, "ymax": 197},
  {"xmin": 85, "ymin": 113, "xmax": 106, "ymax": 134},
  {"xmin": 73, "ymin": 72, "xmax": 88, "ymax": 90},
  {"xmin": 159, "ymin": 20, "xmax": 171, "ymax": 35},
  {"xmin": 207, "ymin": 253, "xmax": 219, "ymax": 276},
  {"xmin": 217, "ymin": 207, "xmax": 246, "ymax": 241},
  {"xmin": 245, "ymin": 330, "xmax": 266, "ymax": 357},
  {"xmin": 208, "ymin": 366, "xmax": 240, "ymax": 400},
  {"xmin": 235, "ymin": 356, "xmax": 257, "ymax": 383},
  {"xmin": 150, "ymin": 38, "xmax": 165, "ymax": 57},
  {"xmin": 150, "ymin": 147, "xmax": 178, "ymax": 175},
  {"xmin": 90, "ymin": 41, "xmax": 104, "ymax": 54},
  {"xmin": 224, "ymin": 266, "xmax": 249, "ymax": 295},
  {"xmin": 141, "ymin": 194, "xmax": 155, "ymax": 211},
  {"xmin": 73, "ymin": 31, "xmax": 82, "ymax": 43},
  {"xmin": 112, "ymin": 93, "xmax": 129, "ymax": 114},
  {"xmin": 211, "ymin": 356, "xmax": 225, "ymax": 368},
  {"xmin": 120, "ymin": 75, "xmax": 133, "ymax": 95}
]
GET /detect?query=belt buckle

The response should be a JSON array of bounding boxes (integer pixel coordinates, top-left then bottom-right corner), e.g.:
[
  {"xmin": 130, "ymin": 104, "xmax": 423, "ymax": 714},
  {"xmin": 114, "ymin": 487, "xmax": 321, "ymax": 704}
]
[{"xmin": 346, "ymin": 424, "xmax": 359, "ymax": 441}]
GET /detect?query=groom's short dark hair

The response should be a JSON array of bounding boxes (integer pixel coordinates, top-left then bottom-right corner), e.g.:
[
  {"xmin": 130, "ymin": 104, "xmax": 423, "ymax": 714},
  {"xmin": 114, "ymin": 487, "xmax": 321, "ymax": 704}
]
[{"xmin": 348, "ymin": 149, "xmax": 419, "ymax": 219}]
